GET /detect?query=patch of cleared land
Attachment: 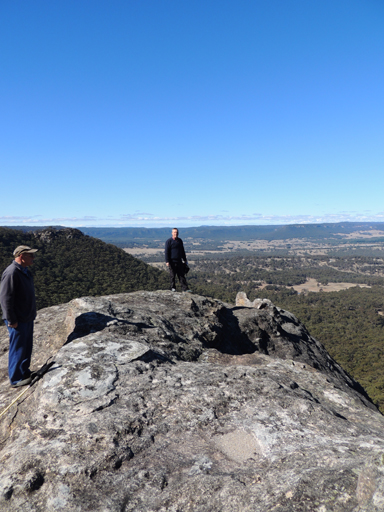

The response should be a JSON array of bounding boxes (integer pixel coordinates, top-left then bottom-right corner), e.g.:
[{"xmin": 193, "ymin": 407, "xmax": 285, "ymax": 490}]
[
  {"xmin": 290, "ymin": 278, "xmax": 371, "ymax": 294},
  {"xmin": 124, "ymin": 248, "xmax": 163, "ymax": 256},
  {"xmin": 339, "ymin": 229, "xmax": 384, "ymax": 239}
]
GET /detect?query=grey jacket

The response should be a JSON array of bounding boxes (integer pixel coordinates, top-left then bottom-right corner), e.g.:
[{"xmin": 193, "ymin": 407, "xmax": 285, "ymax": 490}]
[{"xmin": 0, "ymin": 261, "xmax": 36, "ymax": 324}]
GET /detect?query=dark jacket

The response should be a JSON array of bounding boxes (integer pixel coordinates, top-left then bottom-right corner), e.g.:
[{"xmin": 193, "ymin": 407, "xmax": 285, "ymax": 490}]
[
  {"xmin": 165, "ymin": 237, "xmax": 187, "ymax": 263},
  {"xmin": 0, "ymin": 261, "xmax": 36, "ymax": 324}
]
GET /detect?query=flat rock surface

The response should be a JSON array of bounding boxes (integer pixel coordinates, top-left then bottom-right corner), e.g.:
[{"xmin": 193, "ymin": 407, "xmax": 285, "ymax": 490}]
[{"xmin": 1, "ymin": 291, "xmax": 384, "ymax": 511}]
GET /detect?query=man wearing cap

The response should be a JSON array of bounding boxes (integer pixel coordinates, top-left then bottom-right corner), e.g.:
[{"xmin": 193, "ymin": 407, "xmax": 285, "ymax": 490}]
[{"xmin": 0, "ymin": 245, "xmax": 38, "ymax": 387}]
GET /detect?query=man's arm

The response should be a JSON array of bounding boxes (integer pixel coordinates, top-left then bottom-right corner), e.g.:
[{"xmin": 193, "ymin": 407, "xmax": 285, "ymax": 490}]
[
  {"xmin": 180, "ymin": 239, "xmax": 187, "ymax": 263},
  {"xmin": 0, "ymin": 271, "xmax": 17, "ymax": 326},
  {"xmin": 165, "ymin": 239, "xmax": 171, "ymax": 266}
]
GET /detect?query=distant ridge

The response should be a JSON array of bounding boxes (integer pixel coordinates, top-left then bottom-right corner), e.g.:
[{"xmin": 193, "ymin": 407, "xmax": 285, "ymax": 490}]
[
  {"xmin": 79, "ymin": 222, "xmax": 384, "ymax": 246},
  {"xmin": 3, "ymin": 221, "xmax": 384, "ymax": 247}
]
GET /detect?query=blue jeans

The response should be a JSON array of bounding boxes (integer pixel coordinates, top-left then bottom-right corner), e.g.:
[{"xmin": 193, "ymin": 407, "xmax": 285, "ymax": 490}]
[{"xmin": 5, "ymin": 320, "xmax": 33, "ymax": 385}]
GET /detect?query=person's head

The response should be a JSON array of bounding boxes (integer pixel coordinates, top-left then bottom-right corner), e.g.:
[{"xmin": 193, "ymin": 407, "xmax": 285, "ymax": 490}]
[
  {"xmin": 13, "ymin": 246, "xmax": 38, "ymax": 268},
  {"xmin": 172, "ymin": 228, "xmax": 179, "ymax": 240}
]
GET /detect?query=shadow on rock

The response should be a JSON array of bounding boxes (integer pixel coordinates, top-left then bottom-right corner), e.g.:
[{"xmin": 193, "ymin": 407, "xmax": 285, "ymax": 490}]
[{"xmin": 65, "ymin": 312, "xmax": 156, "ymax": 344}]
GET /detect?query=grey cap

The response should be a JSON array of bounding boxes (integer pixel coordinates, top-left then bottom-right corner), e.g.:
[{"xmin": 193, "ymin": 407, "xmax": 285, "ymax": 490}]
[{"xmin": 13, "ymin": 245, "xmax": 39, "ymax": 257}]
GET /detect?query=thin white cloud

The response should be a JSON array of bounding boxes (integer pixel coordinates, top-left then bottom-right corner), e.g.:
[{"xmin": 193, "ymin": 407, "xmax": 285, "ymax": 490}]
[
  {"xmin": 0, "ymin": 215, "xmax": 97, "ymax": 224},
  {"xmin": 2, "ymin": 212, "xmax": 384, "ymax": 228}
]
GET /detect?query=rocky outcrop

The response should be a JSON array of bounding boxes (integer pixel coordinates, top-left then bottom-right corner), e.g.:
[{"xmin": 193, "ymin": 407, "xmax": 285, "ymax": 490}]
[
  {"xmin": 1, "ymin": 291, "xmax": 384, "ymax": 511},
  {"xmin": 32, "ymin": 227, "xmax": 85, "ymax": 243}
]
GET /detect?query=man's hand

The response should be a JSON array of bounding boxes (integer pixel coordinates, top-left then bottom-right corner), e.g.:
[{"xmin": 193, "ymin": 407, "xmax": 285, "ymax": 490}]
[
  {"xmin": 8, "ymin": 322, "xmax": 18, "ymax": 329},
  {"xmin": 166, "ymin": 262, "xmax": 170, "ymax": 267}
]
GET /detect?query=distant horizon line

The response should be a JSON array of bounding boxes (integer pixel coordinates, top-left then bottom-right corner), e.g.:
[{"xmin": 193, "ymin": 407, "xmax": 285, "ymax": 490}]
[
  {"xmin": 2, "ymin": 212, "xmax": 384, "ymax": 229},
  {"xmin": 2, "ymin": 220, "xmax": 384, "ymax": 230}
]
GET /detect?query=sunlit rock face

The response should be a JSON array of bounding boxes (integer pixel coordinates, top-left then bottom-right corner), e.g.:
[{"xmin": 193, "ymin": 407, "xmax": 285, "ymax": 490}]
[{"xmin": 1, "ymin": 290, "xmax": 384, "ymax": 512}]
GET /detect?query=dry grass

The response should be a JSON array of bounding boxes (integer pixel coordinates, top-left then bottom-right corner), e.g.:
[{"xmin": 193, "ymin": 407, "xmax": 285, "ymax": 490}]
[{"xmin": 290, "ymin": 278, "xmax": 371, "ymax": 294}]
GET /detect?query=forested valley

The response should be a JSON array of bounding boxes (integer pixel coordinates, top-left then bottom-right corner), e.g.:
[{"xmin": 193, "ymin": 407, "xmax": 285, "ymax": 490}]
[{"xmin": 2, "ymin": 225, "xmax": 384, "ymax": 411}]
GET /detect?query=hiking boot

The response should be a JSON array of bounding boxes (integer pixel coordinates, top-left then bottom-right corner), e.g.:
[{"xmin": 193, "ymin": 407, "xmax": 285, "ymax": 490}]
[
  {"xmin": 171, "ymin": 288, "xmax": 176, "ymax": 292},
  {"xmin": 11, "ymin": 376, "xmax": 32, "ymax": 388}
]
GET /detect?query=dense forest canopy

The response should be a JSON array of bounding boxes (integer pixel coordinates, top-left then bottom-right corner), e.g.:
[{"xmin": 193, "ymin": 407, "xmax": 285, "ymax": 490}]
[{"xmin": 0, "ymin": 227, "xmax": 168, "ymax": 310}]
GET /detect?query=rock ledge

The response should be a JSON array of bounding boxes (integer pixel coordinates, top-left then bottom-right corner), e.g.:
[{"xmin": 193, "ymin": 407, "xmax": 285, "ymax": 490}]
[{"xmin": 0, "ymin": 290, "xmax": 384, "ymax": 512}]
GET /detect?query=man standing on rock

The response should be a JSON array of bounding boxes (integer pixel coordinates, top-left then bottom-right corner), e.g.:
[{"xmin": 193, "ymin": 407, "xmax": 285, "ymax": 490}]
[
  {"xmin": 0, "ymin": 245, "xmax": 38, "ymax": 387},
  {"xmin": 165, "ymin": 228, "xmax": 191, "ymax": 292}
]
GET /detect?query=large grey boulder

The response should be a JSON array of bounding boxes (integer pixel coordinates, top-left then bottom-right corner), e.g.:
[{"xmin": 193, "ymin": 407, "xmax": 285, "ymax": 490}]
[{"xmin": 0, "ymin": 290, "xmax": 384, "ymax": 511}]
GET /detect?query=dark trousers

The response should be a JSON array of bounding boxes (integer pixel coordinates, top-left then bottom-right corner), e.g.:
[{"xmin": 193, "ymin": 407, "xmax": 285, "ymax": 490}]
[
  {"xmin": 5, "ymin": 320, "xmax": 33, "ymax": 385},
  {"xmin": 168, "ymin": 261, "xmax": 188, "ymax": 291}
]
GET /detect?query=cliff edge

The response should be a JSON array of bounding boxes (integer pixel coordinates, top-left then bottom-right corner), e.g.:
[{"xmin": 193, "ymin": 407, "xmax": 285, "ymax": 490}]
[{"xmin": 1, "ymin": 291, "xmax": 384, "ymax": 512}]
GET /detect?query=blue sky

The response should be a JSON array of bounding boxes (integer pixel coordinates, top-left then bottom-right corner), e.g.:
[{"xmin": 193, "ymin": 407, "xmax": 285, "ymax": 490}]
[{"xmin": 1, "ymin": 0, "xmax": 384, "ymax": 228}]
